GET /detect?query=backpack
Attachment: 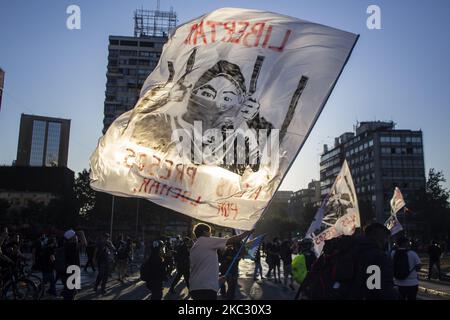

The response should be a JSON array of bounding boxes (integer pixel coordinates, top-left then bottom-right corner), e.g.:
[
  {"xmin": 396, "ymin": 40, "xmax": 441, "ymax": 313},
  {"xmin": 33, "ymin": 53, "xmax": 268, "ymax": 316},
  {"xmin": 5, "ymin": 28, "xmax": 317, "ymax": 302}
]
[
  {"xmin": 300, "ymin": 236, "xmax": 363, "ymax": 300},
  {"xmin": 393, "ymin": 249, "xmax": 412, "ymax": 280}
]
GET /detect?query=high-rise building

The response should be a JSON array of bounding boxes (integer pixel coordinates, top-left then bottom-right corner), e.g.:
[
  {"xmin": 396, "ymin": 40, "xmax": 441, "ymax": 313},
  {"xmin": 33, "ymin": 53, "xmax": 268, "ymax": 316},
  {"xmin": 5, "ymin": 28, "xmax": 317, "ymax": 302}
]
[
  {"xmin": 16, "ymin": 114, "xmax": 71, "ymax": 167},
  {"xmin": 0, "ymin": 67, "xmax": 4, "ymax": 111},
  {"xmin": 290, "ymin": 180, "xmax": 321, "ymax": 208},
  {"xmin": 320, "ymin": 121, "xmax": 426, "ymax": 223},
  {"xmin": 103, "ymin": 8, "xmax": 177, "ymax": 133}
]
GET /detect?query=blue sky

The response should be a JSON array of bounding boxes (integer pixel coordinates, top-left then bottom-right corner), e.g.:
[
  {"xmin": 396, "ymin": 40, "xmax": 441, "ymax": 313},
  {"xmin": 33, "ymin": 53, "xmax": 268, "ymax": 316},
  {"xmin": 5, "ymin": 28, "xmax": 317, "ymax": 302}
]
[{"xmin": 0, "ymin": 0, "xmax": 449, "ymax": 191}]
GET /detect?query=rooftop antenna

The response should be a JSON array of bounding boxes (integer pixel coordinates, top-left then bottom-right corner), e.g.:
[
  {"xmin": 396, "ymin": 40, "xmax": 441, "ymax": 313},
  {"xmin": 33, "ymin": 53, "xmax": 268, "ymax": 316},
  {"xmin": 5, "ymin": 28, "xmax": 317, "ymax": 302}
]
[{"xmin": 133, "ymin": 3, "xmax": 177, "ymax": 37}]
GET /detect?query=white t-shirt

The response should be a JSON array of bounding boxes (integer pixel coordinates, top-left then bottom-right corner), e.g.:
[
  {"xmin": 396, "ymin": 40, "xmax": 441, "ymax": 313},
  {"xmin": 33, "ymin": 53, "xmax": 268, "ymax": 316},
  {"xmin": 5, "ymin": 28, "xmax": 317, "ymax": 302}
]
[
  {"xmin": 391, "ymin": 249, "xmax": 421, "ymax": 286},
  {"xmin": 189, "ymin": 236, "xmax": 228, "ymax": 292}
]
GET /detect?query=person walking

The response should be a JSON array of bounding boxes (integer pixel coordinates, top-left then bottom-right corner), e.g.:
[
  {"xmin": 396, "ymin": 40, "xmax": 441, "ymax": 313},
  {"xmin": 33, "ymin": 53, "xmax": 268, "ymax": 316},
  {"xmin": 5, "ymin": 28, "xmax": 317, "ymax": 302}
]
[
  {"xmin": 116, "ymin": 237, "xmax": 131, "ymax": 282},
  {"xmin": 253, "ymin": 245, "xmax": 264, "ymax": 281},
  {"xmin": 143, "ymin": 240, "xmax": 165, "ymax": 300},
  {"xmin": 271, "ymin": 238, "xmax": 282, "ymax": 283},
  {"xmin": 84, "ymin": 238, "xmax": 96, "ymax": 273},
  {"xmin": 169, "ymin": 237, "xmax": 191, "ymax": 294},
  {"xmin": 93, "ymin": 233, "xmax": 115, "ymax": 295},
  {"xmin": 427, "ymin": 240, "xmax": 442, "ymax": 280},
  {"xmin": 392, "ymin": 237, "xmax": 421, "ymax": 300},
  {"xmin": 280, "ymin": 239, "xmax": 294, "ymax": 289},
  {"xmin": 61, "ymin": 229, "xmax": 87, "ymax": 300},
  {"xmin": 41, "ymin": 237, "xmax": 57, "ymax": 296}
]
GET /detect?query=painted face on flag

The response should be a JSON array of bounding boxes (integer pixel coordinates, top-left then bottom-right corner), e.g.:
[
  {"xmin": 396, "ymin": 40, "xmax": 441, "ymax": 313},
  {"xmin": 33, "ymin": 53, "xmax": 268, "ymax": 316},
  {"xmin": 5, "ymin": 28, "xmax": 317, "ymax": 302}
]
[{"xmin": 183, "ymin": 61, "xmax": 247, "ymax": 130}]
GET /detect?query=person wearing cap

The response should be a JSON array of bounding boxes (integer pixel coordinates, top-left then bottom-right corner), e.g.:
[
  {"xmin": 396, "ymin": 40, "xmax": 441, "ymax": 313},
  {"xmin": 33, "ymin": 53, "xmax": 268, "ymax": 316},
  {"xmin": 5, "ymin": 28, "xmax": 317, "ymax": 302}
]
[
  {"xmin": 61, "ymin": 229, "xmax": 87, "ymax": 300},
  {"xmin": 189, "ymin": 223, "xmax": 253, "ymax": 300}
]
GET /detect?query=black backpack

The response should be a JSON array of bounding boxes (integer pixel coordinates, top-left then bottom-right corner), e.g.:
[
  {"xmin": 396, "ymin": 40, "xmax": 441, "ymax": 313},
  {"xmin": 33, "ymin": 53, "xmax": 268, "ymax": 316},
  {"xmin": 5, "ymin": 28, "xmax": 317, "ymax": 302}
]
[
  {"xmin": 393, "ymin": 249, "xmax": 412, "ymax": 280},
  {"xmin": 300, "ymin": 236, "xmax": 363, "ymax": 300}
]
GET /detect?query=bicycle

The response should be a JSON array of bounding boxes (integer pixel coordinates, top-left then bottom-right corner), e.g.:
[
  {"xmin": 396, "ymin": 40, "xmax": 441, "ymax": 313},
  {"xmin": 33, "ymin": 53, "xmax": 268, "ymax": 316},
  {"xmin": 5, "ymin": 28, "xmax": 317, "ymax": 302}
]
[{"xmin": 1, "ymin": 265, "xmax": 39, "ymax": 300}]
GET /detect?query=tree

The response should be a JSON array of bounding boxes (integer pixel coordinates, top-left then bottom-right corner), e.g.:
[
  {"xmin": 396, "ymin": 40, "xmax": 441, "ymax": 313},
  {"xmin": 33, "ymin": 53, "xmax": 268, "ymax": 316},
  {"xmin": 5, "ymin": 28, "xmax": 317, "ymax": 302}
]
[
  {"xmin": 73, "ymin": 169, "xmax": 96, "ymax": 218},
  {"xmin": 411, "ymin": 169, "xmax": 450, "ymax": 238}
]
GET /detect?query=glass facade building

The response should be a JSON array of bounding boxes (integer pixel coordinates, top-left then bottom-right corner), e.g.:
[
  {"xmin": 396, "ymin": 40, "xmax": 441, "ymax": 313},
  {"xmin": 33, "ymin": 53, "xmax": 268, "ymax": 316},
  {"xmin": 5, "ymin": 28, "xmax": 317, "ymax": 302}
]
[{"xmin": 16, "ymin": 114, "xmax": 70, "ymax": 167}]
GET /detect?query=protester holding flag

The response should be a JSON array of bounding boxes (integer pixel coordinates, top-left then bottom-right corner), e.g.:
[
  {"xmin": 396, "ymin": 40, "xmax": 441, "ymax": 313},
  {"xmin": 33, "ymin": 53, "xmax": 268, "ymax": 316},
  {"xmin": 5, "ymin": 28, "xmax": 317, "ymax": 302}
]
[
  {"xmin": 306, "ymin": 160, "xmax": 360, "ymax": 257},
  {"xmin": 189, "ymin": 223, "xmax": 252, "ymax": 300},
  {"xmin": 300, "ymin": 223, "xmax": 397, "ymax": 300}
]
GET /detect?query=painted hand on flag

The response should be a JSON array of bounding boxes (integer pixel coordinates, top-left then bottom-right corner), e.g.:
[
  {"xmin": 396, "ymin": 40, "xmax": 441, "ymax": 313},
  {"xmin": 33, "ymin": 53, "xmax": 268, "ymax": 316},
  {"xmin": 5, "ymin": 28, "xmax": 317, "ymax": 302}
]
[{"xmin": 240, "ymin": 97, "xmax": 260, "ymax": 120}]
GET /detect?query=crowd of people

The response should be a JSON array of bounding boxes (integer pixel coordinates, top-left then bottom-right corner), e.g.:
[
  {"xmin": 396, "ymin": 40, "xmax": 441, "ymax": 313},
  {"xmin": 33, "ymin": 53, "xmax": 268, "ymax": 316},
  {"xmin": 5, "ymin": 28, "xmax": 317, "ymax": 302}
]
[{"xmin": 0, "ymin": 223, "xmax": 449, "ymax": 300}]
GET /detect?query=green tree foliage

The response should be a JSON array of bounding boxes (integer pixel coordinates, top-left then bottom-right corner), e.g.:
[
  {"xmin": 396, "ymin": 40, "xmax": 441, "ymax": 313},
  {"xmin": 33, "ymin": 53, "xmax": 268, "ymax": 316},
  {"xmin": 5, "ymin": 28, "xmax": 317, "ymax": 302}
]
[
  {"xmin": 73, "ymin": 169, "xmax": 96, "ymax": 218},
  {"xmin": 410, "ymin": 169, "xmax": 450, "ymax": 238}
]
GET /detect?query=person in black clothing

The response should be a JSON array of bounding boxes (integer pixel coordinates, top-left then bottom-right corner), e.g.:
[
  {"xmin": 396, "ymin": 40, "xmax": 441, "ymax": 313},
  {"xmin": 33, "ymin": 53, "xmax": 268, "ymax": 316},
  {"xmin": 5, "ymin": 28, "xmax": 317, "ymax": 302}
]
[
  {"xmin": 84, "ymin": 238, "xmax": 96, "ymax": 273},
  {"xmin": 340, "ymin": 224, "xmax": 397, "ymax": 300},
  {"xmin": 270, "ymin": 238, "xmax": 281, "ymax": 283},
  {"xmin": 169, "ymin": 237, "xmax": 191, "ymax": 294},
  {"xmin": 253, "ymin": 245, "xmax": 264, "ymax": 281},
  {"xmin": 265, "ymin": 241, "xmax": 274, "ymax": 279},
  {"xmin": 428, "ymin": 240, "xmax": 442, "ymax": 280},
  {"xmin": 144, "ymin": 240, "xmax": 165, "ymax": 300},
  {"xmin": 94, "ymin": 233, "xmax": 115, "ymax": 294},
  {"xmin": 116, "ymin": 237, "xmax": 131, "ymax": 282},
  {"xmin": 61, "ymin": 229, "xmax": 87, "ymax": 300},
  {"xmin": 280, "ymin": 240, "xmax": 294, "ymax": 289},
  {"xmin": 220, "ymin": 242, "xmax": 242, "ymax": 300},
  {"xmin": 41, "ymin": 237, "xmax": 57, "ymax": 296}
]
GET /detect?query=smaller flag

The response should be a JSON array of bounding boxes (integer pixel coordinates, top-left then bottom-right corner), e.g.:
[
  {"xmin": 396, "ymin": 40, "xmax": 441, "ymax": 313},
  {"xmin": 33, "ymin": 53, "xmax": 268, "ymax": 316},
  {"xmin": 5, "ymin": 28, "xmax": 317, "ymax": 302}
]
[
  {"xmin": 244, "ymin": 234, "xmax": 265, "ymax": 260},
  {"xmin": 384, "ymin": 214, "xmax": 403, "ymax": 236},
  {"xmin": 390, "ymin": 187, "xmax": 406, "ymax": 215}
]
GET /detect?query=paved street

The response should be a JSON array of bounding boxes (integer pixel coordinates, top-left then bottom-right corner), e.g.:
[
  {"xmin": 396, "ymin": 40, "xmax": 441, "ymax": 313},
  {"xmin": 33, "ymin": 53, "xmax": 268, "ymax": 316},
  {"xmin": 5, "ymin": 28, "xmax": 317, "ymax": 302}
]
[
  {"xmin": 33, "ymin": 253, "xmax": 450, "ymax": 300},
  {"xmin": 80, "ymin": 256, "xmax": 450, "ymax": 300},
  {"xmin": 74, "ymin": 256, "xmax": 299, "ymax": 300}
]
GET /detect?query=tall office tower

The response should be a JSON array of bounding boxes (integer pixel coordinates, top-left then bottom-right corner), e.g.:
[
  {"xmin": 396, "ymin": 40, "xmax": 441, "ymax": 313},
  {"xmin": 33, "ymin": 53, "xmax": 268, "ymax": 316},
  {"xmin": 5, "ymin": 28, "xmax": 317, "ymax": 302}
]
[{"xmin": 103, "ymin": 8, "xmax": 177, "ymax": 133}]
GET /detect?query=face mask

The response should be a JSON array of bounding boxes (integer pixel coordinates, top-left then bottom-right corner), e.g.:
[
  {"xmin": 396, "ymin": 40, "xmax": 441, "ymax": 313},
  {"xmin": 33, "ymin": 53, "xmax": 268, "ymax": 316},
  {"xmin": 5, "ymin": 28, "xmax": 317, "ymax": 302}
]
[{"xmin": 186, "ymin": 94, "xmax": 241, "ymax": 130}]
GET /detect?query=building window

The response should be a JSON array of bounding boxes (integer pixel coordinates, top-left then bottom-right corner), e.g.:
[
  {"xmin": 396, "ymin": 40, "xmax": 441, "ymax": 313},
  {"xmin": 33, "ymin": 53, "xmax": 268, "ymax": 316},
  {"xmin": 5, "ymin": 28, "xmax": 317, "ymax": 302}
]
[
  {"xmin": 30, "ymin": 120, "xmax": 46, "ymax": 166},
  {"xmin": 120, "ymin": 40, "xmax": 138, "ymax": 46},
  {"xmin": 45, "ymin": 122, "xmax": 61, "ymax": 166}
]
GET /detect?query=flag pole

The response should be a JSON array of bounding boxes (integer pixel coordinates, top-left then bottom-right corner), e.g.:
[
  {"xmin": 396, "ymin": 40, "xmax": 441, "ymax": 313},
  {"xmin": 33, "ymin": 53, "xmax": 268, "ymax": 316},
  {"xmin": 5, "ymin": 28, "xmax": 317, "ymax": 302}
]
[
  {"xmin": 403, "ymin": 207, "xmax": 407, "ymax": 238},
  {"xmin": 223, "ymin": 232, "xmax": 252, "ymax": 278},
  {"xmin": 110, "ymin": 195, "xmax": 115, "ymax": 238}
]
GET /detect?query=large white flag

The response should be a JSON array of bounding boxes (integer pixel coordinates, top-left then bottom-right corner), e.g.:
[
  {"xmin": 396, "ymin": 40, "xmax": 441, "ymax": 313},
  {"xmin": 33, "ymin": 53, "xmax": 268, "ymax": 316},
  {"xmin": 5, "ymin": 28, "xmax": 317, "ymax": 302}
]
[
  {"xmin": 307, "ymin": 160, "xmax": 360, "ymax": 256},
  {"xmin": 90, "ymin": 8, "xmax": 358, "ymax": 230}
]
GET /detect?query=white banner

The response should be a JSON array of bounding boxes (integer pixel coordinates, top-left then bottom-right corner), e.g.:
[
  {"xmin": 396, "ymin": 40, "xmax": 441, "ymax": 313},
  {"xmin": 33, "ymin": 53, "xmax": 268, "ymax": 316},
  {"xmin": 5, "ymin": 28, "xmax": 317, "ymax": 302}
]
[
  {"xmin": 390, "ymin": 187, "xmax": 406, "ymax": 215},
  {"xmin": 307, "ymin": 160, "xmax": 360, "ymax": 256},
  {"xmin": 90, "ymin": 8, "xmax": 358, "ymax": 230}
]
